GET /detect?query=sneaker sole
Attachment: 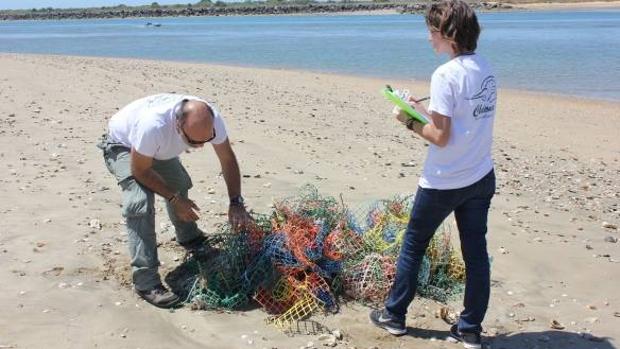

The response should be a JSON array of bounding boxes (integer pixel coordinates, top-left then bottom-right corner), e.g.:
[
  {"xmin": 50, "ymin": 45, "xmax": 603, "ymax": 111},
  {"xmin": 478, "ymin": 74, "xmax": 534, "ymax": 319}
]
[
  {"xmin": 385, "ymin": 327, "xmax": 407, "ymax": 336},
  {"xmin": 449, "ymin": 333, "xmax": 482, "ymax": 349},
  {"xmin": 370, "ymin": 315, "xmax": 407, "ymax": 336}
]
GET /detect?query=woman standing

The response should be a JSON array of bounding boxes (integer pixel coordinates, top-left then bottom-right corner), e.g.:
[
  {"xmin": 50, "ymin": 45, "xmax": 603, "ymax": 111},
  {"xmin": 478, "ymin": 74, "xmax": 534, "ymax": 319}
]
[{"xmin": 370, "ymin": 1, "xmax": 497, "ymax": 348}]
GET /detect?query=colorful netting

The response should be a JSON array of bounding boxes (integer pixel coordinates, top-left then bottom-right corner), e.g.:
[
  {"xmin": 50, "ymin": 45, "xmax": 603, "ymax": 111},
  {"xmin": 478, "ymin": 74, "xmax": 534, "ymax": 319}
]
[{"xmin": 183, "ymin": 185, "xmax": 465, "ymax": 329}]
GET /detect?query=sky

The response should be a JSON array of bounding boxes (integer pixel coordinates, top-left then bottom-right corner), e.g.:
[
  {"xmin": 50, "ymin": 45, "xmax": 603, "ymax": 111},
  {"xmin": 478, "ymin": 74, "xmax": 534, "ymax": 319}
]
[{"xmin": 0, "ymin": 1, "xmax": 196, "ymax": 10}]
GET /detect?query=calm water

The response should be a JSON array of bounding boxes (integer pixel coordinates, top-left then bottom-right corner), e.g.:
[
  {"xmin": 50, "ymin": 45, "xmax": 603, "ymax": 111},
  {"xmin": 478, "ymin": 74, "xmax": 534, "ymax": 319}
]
[{"xmin": 1, "ymin": 10, "xmax": 619, "ymax": 100}]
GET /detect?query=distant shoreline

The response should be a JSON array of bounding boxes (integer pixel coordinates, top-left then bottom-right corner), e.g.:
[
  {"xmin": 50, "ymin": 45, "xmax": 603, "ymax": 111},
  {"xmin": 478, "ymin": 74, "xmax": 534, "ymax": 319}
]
[
  {"xmin": 1, "ymin": 1, "xmax": 618, "ymax": 21},
  {"xmin": 0, "ymin": 2, "xmax": 502, "ymax": 21}
]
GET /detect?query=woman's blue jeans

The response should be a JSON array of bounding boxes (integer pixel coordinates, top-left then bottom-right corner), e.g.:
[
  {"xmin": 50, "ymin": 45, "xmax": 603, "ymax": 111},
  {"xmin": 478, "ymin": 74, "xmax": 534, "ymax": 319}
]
[{"xmin": 385, "ymin": 170, "xmax": 495, "ymax": 334}]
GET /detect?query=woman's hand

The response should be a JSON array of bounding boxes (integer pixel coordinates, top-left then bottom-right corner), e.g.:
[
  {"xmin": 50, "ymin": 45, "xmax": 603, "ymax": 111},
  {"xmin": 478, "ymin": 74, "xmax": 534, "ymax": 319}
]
[
  {"xmin": 407, "ymin": 96, "xmax": 429, "ymax": 115},
  {"xmin": 394, "ymin": 96, "xmax": 429, "ymax": 126},
  {"xmin": 395, "ymin": 108, "xmax": 410, "ymax": 125}
]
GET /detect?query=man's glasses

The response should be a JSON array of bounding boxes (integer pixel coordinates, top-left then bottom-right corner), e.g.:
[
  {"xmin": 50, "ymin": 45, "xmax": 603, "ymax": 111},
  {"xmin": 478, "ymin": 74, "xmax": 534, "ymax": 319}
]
[
  {"xmin": 180, "ymin": 124, "xmax": 216, "ymax": 145},
  {"xmin": 177, "ymin": 99, "xmax": 216, "ymax": 145}
]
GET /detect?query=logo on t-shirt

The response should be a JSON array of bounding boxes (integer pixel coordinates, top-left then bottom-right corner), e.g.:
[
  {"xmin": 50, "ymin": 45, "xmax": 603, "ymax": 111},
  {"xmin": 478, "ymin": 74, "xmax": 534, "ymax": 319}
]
[{"xmin": 468, "ymin": 75, "xmax": 497, "ymax": 120}]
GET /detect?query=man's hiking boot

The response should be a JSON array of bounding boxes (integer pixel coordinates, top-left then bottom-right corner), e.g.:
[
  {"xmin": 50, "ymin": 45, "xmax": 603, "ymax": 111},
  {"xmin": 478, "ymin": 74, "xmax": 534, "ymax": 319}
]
[
  {"xmin": 449, "ymin": 324, "xmax": 482, "ymax": 349},
  {"xmin": 369, "ymin": 308, "xmax": 407, "ymax": 336},
  {"xmin": 136, "ymin": 284, "xmax": 180, "ymax": 309}
]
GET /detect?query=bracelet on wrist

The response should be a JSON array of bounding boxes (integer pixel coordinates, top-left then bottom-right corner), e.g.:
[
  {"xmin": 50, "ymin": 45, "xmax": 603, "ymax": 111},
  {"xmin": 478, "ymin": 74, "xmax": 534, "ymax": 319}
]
[
  {"xmin": 168, "ymin": 192, "xmax": 180, "ymax": 204},
  {"xmin": 405, "ymin": 118, "xmax": 416, "ymax": 130}
]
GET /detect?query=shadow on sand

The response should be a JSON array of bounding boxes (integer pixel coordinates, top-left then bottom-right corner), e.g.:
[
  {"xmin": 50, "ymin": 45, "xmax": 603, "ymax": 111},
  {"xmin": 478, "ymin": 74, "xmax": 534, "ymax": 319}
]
[
  {"xmin": 401, "ymin": 327, "xmax": 615, "ymax": 349},
  {"xmin": 164, "ymin": 260, "xmax": 615, "ymax": 349},
  {"xmin": 163, "ymin": 257, "xmax": 197, "ymax": 301},
  {"xmin": 163, "ymin": 254, "xmax": 260, "ymax": 312},
  {"xmin": 490, "ymin": 330, "xmax": 615, "ymax": 349}
]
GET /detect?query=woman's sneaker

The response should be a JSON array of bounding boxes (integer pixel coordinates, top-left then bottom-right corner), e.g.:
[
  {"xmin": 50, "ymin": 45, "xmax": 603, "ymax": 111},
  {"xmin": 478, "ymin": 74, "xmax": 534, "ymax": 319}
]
[
  {"xmin": 449, "ymin": 324, "xmax": 482, "ymax": 349},
  {"xmin": 369, "ymin": 309, "xmax": 407, "ymax": 336}
]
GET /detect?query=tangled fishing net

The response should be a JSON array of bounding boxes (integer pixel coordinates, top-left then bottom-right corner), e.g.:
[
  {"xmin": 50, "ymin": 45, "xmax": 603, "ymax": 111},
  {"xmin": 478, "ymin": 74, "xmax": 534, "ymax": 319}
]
[{"xmin": 182, "ymin": 185, "xmax": 465, "ymax": 333}]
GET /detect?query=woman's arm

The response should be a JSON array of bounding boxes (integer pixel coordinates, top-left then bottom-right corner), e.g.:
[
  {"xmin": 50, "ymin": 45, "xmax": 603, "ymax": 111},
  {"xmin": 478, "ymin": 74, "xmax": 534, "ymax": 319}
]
[
  {"xmin": 411, "ymin": 111, "xmax": 451, "ymax": 147},
  {"xmin": 394, "ymin": 98, "xmax": 452, "ymax": 147}
]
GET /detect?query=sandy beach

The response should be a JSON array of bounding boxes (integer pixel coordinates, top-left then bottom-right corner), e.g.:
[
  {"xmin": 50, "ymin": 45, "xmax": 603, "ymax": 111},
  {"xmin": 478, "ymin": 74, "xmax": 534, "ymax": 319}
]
[
  {"xmin": 0, "ymin": 53, "xmax": 618, "ymax": 349},
  {"xmin": 515, "ymin": 0, "xmax": 620, "ymax": 10}
]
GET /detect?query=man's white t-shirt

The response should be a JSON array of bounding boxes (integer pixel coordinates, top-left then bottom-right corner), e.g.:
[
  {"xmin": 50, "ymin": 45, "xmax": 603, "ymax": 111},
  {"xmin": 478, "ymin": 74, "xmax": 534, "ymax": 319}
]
[
  {"xmin": 108, "ymin": 93, "xmax": 228, "ymax": 160},
  {"xmin": 420, "ymin": 53, "xmax": 496, "ymax": 190}
]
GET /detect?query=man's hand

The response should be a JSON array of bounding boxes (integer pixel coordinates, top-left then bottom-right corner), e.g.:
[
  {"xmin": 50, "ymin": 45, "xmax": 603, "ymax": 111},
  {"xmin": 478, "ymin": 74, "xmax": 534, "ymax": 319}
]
[
  {"xmin": 172, "ymin": 196, "xmax": 200, "ymax": 222},
  {"xmin": 228, "ymin": 205, "xmax": 253, "ymax": 232}
]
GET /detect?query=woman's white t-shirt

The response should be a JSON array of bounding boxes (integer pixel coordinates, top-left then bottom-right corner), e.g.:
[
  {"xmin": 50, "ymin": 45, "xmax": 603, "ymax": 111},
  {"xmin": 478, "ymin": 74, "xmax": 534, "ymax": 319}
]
[
  {"xmin": 420, "ymin": 53, "xmax": 497, "ymax": 190},
  {"xmin": 108, "ymin": 93, "xmax": 228, "ymax": 160}
]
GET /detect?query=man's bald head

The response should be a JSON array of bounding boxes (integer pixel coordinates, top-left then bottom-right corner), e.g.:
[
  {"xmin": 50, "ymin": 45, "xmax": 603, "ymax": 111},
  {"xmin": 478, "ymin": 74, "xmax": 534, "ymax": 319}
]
[{"xmin": 179, "ymin": 100, "xmax": 215, "ymax": 147}]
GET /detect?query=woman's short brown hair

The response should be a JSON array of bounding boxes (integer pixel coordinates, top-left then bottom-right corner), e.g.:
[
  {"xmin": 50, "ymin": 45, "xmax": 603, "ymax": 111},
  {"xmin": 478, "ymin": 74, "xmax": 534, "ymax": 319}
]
[{"xmin": 425, "ymin": 0, "xmax": 481, "ymax": 55}]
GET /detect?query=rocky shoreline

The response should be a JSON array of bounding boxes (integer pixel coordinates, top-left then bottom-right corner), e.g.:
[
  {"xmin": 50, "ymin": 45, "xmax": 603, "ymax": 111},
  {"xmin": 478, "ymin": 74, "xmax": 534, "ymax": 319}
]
[{"xmin": 0, "ymin": 2, "xmax": 513, "ymax": 20}]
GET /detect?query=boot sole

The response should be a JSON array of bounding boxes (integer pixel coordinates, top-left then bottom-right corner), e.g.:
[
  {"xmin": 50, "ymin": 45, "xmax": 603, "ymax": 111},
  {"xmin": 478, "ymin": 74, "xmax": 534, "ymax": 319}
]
[{"xmin": 136, "ymin": 292, "xmax": 181, "ymax": 309}]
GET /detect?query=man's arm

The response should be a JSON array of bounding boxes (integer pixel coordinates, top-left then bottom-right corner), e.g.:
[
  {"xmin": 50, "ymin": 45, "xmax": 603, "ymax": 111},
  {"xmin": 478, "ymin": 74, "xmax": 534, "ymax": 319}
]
[
  {"xmin": 130, "ymin": 149, "xmax": 177, "ymax": 200},
  {"xmin": 130, "ymin": 149, "xmax": 199, "ymax": 221},
  {"xmin": 212, "ymin": 139, "xmax": 251, "ymax": 229},
  {"xmin": 212, "ymin": 139, "xmax": 241, "ymax": 199}
]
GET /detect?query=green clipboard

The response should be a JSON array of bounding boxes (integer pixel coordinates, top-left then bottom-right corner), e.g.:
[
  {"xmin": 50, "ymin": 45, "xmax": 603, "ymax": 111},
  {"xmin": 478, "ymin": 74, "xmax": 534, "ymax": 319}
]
[{"xmin": 381, "ymin": 87, "xmax": 429, "ymax": 125}]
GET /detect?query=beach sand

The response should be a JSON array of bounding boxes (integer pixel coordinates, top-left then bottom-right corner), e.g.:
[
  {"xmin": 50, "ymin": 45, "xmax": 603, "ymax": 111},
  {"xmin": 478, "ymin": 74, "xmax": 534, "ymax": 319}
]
[
  {"xmin": 515, "ymin": 0, "xmax": 620, "ymax": 10},
  {"xmin": 0, "ymin": 53, "xmax": 618, "ymax": 349}
]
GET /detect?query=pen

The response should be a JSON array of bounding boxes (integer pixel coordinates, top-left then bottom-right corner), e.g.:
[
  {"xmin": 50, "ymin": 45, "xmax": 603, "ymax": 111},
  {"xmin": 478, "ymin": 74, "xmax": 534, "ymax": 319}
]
[{"xmin": 385, "ymin": 85, "xmax": 429, "ymax": 103}]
